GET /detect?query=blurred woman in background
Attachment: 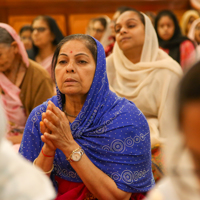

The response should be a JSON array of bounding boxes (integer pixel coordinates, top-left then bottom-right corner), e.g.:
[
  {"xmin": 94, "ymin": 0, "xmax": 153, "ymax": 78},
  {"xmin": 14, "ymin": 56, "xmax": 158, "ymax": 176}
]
[
  {"xmin": 19, "ymin": 25, "xmax": 33, "ymax": 50},
  {"xmin": 155, "ymin": 10, "xmax": 196, "ymax": 71},
  {"xmin": 28, "ymin": 15, "xmax": 64, "ymax": 76},
  {"xmin": 88, "ymin": 16, "xmax": 114, "ymax": 56},
  {"xmin": 180, "ymin": 10, "xmax": 199, "ymax": 36}
]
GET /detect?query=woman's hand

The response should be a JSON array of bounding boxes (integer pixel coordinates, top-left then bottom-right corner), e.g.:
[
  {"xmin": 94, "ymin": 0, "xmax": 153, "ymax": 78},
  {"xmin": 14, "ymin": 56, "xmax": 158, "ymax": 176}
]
[
  {"xmin": 42, "ymin": 101, "xmax": 78, "ymax": 155},
  {"xmin": 40, "ymin": 113, "xmax": 56, "ymax": 154}
]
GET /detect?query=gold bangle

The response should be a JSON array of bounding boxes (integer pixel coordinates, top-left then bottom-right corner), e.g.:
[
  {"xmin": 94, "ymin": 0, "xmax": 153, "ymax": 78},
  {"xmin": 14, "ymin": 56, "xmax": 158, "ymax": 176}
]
[
  {"xmin": 33, "ymin": 158, "xmax": 54, "ymax": 174},
  {"xmin": 67, "ymin": 147, "xmax": 81, "ymax": 161}
]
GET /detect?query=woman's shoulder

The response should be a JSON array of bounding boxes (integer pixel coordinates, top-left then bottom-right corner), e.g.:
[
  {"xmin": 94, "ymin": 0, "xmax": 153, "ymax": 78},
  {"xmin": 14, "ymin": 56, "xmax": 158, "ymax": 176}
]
[
  {"xmin": 27, "ymin": 59, "xmax": 53, "ymax": 81},
  {"xmin": 180, "ymin": 39, "xmax": 195, "ymax": 49}
]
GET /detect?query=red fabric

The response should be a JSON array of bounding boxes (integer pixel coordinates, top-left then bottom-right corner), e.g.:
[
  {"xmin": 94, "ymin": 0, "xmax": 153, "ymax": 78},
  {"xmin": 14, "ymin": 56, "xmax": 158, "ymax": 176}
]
[{"xmin": 55, "ymin": 176, "xmax": 146, "ymax": 200}]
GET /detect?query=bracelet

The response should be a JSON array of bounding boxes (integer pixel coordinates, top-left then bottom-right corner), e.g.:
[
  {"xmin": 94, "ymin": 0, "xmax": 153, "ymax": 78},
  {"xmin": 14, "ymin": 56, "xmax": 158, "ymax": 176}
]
[
  {"xmin": 41, "ymin": 147, "xmax": 55, "ymax": 157},
  {"xmin": 33, "ymin": 158, "xmax": 54, "ymax": 174},
  {"xmin": 67, "ymin": 147, "xmax": 81, "ymax": 161}
]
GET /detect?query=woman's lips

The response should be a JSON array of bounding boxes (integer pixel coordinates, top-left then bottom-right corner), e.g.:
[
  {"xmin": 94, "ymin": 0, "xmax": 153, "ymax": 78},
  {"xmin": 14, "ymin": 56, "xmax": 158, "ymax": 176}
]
[
  {"xmin": 65, "ymin": 78, "xmax": 77, "ymax": 82},
  {"xmin": 120, "ymin": 37, "xmax": 131, "ymax": 42}
]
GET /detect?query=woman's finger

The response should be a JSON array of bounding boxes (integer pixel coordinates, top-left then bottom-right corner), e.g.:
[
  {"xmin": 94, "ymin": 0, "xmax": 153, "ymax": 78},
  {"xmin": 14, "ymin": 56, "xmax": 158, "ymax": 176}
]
[
  {"xmin": 48, "ymin": 101, "xmax": 63, "ymax": 120},
  {"xmin": 40, "ymin": 121, "xmax": 45, "ymax": 134},
  {"xmin": 44, "ymin": 118, "xmax": 57, "ymax": 133},
  {"xmin": 45, "ymin": 110, "xmax": 60, "ymax": 127}
]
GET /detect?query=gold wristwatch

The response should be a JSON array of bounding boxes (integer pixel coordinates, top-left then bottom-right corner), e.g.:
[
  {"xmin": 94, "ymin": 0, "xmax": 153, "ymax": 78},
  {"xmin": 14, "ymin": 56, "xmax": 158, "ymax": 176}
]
[{"xmin": 67, "ymin": 147, "xmax": 84, "ymax": 162}]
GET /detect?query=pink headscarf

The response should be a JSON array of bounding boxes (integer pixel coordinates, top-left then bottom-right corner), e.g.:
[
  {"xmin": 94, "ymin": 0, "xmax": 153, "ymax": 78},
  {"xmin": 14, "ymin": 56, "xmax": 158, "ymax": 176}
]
[{"xmin": 0, "ymin": 23, "xmax": 29, "ymax": 67}]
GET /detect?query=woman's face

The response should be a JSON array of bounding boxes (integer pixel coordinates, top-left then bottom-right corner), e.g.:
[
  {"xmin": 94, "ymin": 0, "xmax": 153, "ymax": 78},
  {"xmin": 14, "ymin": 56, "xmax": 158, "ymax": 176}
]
[
  {"xmin": 55, "ymin": 40, "xmax": 96, "ymax": 98},
  {"xmin": 0, "ymin": 43, "xmax": 16, "ymax": 72},
  {"xmin": 157, "ymin": 16, "xmax": 175, "ymax": 41},
  {"xmin": 181, "ymin": 101, "xmax": 200, "ymax": 171},
  {"xmin": 195, "ymin": 22, "xmax": 200, "ymax": 44},
  {"xmin": 32, "ymin": 19, "xmax": 55, "ymax": 48},
  {"xmin": 115, "ymin": 11, "xmax": 145, "ymax": 53},
  {"xmin": 90, "ymin": 21, "xmax": 105, "ymax": 41},
  {"xmin": 20, "ymin": 30, "xmax": 32, "ymax": 50},
  {"xmin": 187, "ymin": 16, "xmax": 198, "ymax": 35}
]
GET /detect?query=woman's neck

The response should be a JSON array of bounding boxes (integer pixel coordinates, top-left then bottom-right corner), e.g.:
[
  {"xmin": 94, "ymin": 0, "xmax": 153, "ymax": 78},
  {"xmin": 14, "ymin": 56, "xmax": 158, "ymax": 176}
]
[
  {"xmin": 3, "ymin": 55, "xmax": 25, "ymax": 86},
  {"xmin": 64, "ymin": 95, "xmax": 87, "ymax": 121},
  {"xmin": 36, "ymin": 43, "xmax": 56, "ymax": 62},
  {"xmin": 123, "ymin": 47, "xmax": 143, "ymax": 64}
]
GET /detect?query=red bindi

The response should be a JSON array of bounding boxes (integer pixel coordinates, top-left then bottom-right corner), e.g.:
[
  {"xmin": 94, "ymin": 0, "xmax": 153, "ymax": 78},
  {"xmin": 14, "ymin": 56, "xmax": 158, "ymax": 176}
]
[{"xmin": 70, "ymin": 51, "xmax": 73, "ymax": 53}]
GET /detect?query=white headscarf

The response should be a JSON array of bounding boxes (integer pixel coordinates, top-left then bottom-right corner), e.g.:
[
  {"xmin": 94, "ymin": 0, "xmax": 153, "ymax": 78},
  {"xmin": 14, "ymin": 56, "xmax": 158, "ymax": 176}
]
[
  {"xmin": 106, "ymin": 13, "xmax": 182, "ymax": 147},
  {"xmin": 0, "ymin": 96, "xmax": 56, "ymax": 200}
]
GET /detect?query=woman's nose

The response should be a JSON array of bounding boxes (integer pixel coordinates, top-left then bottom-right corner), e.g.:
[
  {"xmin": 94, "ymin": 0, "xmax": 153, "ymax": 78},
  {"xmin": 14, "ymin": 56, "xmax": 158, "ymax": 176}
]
[
  {"xmin": 120, "ymin": 26, "xmax": 127, "ymax": 34},
  {"xmin": 66, "ymin": 62, "xmax": 75, "ymax": 73}
]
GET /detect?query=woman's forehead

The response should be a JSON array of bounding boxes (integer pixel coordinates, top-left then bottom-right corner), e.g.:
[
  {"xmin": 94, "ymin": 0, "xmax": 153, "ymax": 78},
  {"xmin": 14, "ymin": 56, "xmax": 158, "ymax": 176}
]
[
  {"xmin": 59, "ymin": 40, "xmax": 91, "ymax": 55},
  {"xmin": 116, "ymin": 11, "xmax": 140, "ymax": 24}
]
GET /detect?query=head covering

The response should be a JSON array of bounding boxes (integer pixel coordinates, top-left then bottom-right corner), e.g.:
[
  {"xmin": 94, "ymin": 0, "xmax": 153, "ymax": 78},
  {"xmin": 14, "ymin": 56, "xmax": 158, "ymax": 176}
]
[
  {"xmin": 19, "ymin": 35, "xmax": 154, "ymax": 193},
  {"xmin": 0, "ymin": 96, "xmax": 7, "ymax": 143},
  {"xmin": 155, "ymin": 10, "xmax": 192, "ymax": 64},
  {"xmin": 0, "ymin": 23, "xmax": 29, "ymax": 67},
  {"xmin": 188, "ymin": 18, "xmax": 200, "ymax": 44},
  {"xmin": 180, "ymin": 10, "xmax": 199, "ymax": 35},
  {"xmin": 106, "ymin": 13, "xmax": 182, "ymax": 147},
  {"xmin": 99, "ymin": 16, "xmax": 114, "ymax": 48}
]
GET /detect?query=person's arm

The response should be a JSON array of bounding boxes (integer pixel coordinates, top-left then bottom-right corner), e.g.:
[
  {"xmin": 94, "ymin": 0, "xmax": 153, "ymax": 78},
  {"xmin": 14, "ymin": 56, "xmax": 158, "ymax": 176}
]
[{"xmin": 41, "ymin": 101, "xmax": 132, "ymax": 200}]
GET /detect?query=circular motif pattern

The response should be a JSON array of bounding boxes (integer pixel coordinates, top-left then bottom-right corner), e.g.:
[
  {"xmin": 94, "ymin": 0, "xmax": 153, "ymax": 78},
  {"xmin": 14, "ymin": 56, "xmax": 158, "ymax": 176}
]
[
  {"xmin": 134, "ymin": 136, "xmax": 140, "ymax": 143},
  {"xmin": 111, "ymin": 139, "xmax": 125, "ymax": 152},
  {"xmin": 122, "ymin": 170, "xmax": 133, "ymax": 184},
  {"xmin": 125, "ymin": 137, "xmax": 134, "ymax": 147},
  {"xmin": 111, "ymin": 172, "xmax": 121, "ymax": 181},
  {"xmin": 102, "ymin": 145, "xmax": 111, "ymax": 151}
]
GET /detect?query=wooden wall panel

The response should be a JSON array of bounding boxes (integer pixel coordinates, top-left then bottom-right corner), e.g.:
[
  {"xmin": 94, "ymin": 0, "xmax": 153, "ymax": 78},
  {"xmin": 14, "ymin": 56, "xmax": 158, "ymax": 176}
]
[
  {"xmin": 0, "ymin": 0, "xmax": 191, "ymax": 35},
  {"xmin": 69, "ymin": 13, "xmax": 113, "ymax": 35}
]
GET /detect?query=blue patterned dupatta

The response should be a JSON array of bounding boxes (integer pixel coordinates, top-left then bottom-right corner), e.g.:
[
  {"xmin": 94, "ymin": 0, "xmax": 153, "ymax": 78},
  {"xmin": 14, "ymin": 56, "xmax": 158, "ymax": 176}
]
[{"xmin": 19, "ymin": 37, "xmax": 154, "ymax": 193}]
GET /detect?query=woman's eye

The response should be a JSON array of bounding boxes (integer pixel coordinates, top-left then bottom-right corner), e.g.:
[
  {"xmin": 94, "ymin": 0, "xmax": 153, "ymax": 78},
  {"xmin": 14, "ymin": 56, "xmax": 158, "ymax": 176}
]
[
  {"xmin": 78, "ymin": 60, "xmax": 87, "ymax": 64},
  {"xmin": 115, "ymin": 28, "xmax": 121, "ymax": 33},
  {"xmin": 59, "ymin": 60, "xmax": 67, "ymax": 64},
  {"xmin": 128, "ymin": 24, "xmax": 136, "ymax": 28}
]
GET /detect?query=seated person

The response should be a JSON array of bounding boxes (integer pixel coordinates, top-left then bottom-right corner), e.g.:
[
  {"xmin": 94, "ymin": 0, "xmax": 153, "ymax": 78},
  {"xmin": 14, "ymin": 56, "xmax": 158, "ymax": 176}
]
[
  {"xmin": 19, "ymin": 34, "xmax": 154, "ymax": 200},
  {"xmin": 155, "ymin": 10, "xmax": 196, "ymax": 71},
  {"xmin": 28, "ymin": 15, "xmax": 64, "ymax": 76},
  {"xmin": 0, "ymin": 96, "xmax": 56, "ymax": 200},
  {"xmin": 19, "ymin": 25, "xmax": 33, "ymax": 50},
  {"xmin": 106, "ymin": 8, "xmax": 183, "ymax": 181},
  {"xmin": 0, "ymin": 23, "xmax": 54, "ymax": 147},
  {"xmin": 148, "ymin": 61, "xmax": 200, "ymax": 200},
  {"xmin": 88, "ymin": 16, "xmax": 114, "ymax": 54}
]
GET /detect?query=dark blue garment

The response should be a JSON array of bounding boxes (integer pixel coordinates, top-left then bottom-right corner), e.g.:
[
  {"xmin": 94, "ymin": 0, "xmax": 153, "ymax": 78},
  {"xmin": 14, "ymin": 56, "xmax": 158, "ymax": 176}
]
[{"xmin": 19, "ymin": 37, "xmax": 154, "ymax": 193}]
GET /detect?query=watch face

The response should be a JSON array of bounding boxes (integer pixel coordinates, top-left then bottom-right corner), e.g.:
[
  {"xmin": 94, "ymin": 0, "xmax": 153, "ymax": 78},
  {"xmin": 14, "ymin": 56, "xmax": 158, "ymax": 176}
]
[{"xmin": 72, "ymin": 152, "xmax": 81, "ymax": 161}]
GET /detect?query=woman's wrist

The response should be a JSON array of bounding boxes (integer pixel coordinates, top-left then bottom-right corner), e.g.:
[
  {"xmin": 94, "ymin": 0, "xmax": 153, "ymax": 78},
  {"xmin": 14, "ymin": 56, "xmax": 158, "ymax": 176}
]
[
  {"xmin": 42, "ymin": 144, "xmax": 56, "ymax": 157},
  {"xmin": 62, "ymin": 141, "xmax": 80, "ymax": 158}
]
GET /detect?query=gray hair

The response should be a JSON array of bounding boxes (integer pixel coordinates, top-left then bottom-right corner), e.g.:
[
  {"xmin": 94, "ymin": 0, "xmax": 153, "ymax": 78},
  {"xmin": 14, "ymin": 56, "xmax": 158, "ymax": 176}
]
[{"xmin": 0, "ymin": 27, "xmax": 14, "ymax": 45}]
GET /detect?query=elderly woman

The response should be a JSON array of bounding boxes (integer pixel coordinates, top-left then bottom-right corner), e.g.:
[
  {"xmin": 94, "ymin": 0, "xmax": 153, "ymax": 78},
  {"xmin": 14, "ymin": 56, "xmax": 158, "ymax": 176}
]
[
  {"xmin": 106, "ymin": 9, "xmax": 183, "ymax": 181},
  {"xmin": 28, "ymin": 15, "xmax": 64, "ymax": 75},
  {"xmin": 19, "ymin": 34, "xmax": 154, "ymax": 200},
  {"xmin": 0, "ymin": 23, "xmax": 54, "ymax": 146},
  {"xmin": 148, "ymin": 61, "xmax": 200, "ymax": 200}
]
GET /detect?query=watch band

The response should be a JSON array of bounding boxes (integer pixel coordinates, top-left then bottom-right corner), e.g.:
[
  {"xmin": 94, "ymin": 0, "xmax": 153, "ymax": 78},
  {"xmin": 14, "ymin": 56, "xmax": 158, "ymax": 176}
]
[{"xmin": 67, "ymin": 147, "xmax": 84, "ymax": 162}]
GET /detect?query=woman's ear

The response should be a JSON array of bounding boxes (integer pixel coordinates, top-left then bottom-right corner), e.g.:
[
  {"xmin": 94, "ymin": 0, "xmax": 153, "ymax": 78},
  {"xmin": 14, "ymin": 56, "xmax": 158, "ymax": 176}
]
[{"xmin": 11, "ymin": 41, "xmax": 19, "ymax": 54}]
